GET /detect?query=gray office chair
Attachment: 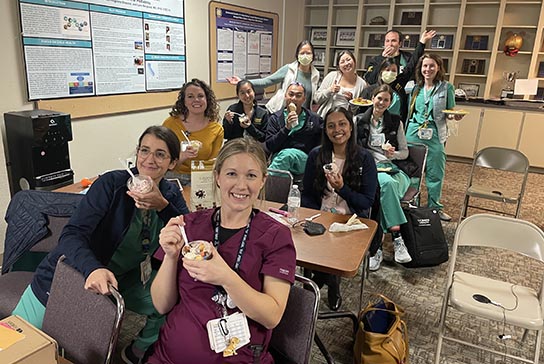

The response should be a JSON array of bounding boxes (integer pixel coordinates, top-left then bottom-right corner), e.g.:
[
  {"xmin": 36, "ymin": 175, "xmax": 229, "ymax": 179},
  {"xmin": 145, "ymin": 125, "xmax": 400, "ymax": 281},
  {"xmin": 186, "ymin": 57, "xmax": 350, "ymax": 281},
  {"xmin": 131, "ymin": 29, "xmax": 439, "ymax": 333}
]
[
  {"xmin": 269, "ymin": 274, "xmax": 320, "ymax": 364},
  {"xmin": 265, "ymin": 168, "xmax": 293, "ymax": 204},
  {"xmin": 460, "ymin": 147, "xmax": 529, "ymax": 221},
  {"xmin": 435, "ymin": 214, "xmax": 544, "ymax": 364},
  {"xmin": 398, "ymin": 143, "xmax": 428, "ymax": 207},
  {"xmin": 42, "ymin": 256, "xmax": 125, "ymax": 364}
]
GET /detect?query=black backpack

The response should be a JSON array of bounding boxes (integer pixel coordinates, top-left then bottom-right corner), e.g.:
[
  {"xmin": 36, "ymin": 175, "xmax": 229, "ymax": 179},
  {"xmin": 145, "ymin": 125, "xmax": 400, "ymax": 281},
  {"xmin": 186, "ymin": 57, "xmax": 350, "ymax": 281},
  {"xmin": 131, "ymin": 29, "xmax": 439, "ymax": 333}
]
[{"xmin": 399, "ymin": 207, "xmax": 448, "ymax": 268}]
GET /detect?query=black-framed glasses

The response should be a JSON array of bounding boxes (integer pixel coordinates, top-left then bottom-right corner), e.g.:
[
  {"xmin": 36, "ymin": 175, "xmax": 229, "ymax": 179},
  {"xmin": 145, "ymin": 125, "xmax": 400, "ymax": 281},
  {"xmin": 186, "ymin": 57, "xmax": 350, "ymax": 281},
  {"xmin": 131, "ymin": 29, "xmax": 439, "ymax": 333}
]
[{"xmin": 137, "ymin": 147, "xmax": 170, "ymax": 162}]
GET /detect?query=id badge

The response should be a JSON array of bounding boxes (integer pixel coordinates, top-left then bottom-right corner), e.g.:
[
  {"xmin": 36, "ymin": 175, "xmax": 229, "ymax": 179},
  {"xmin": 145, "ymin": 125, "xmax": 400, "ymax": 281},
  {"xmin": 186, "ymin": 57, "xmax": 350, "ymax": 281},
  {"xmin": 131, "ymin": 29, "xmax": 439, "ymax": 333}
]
[
  {"xmin": 418, "ymin": 127, "xmax": 433, "ymax": 140},
  {"xmin": 140, "ymin": 255, "xmax": 152, "ymax": 286},
  {"xmin": 370, "ymin": 133, "xmax": 385, "ymax": 147},
  {"xmin": 206, "ymin": 312, "xmax": 251, "ymax": 356}
]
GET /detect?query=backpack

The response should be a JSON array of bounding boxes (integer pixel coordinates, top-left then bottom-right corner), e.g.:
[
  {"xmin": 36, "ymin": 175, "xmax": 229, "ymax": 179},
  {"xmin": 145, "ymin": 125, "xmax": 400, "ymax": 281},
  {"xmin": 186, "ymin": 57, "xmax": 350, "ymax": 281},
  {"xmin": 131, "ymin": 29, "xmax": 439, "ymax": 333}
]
[{"xmin": 400, "ymin": 207, "xmax": 448, "ymax": 268}]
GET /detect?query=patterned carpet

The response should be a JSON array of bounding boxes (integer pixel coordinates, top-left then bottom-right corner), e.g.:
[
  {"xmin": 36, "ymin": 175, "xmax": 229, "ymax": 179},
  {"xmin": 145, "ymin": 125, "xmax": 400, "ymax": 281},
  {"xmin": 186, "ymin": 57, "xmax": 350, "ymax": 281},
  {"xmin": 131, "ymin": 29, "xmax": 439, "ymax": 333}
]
[{"xmin": 115, "ymin": 160, "xmax": 544, "ymax": 364}]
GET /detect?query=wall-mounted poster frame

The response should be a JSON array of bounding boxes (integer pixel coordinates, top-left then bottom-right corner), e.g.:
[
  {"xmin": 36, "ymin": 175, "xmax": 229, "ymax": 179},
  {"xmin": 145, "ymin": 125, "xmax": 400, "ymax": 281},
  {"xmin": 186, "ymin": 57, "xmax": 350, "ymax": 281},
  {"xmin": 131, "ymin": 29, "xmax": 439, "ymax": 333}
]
[
  {"xmin": 209, "ymin": 1, "xmax": 279, "ymax": 100},
  {"xmin": 19, "ymin": 0, "xmax": 186, "ymax": 118}
]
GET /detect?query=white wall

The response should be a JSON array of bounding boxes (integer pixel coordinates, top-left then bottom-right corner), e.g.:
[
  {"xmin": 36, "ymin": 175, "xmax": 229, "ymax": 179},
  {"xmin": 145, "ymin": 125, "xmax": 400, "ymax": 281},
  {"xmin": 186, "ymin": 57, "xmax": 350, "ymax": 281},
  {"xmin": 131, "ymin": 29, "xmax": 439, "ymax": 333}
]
[{"xmin": 0, "ymin": 0, "xmax": 304, "ymax": 254}]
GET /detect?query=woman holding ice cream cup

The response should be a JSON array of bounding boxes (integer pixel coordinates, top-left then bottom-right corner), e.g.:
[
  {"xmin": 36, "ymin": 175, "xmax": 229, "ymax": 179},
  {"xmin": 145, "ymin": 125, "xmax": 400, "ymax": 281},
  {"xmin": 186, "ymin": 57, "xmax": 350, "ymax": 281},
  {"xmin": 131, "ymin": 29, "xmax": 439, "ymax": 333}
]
[{"xmin": 163, "ymin": 78, "xmax": 224, "ymax": 186}]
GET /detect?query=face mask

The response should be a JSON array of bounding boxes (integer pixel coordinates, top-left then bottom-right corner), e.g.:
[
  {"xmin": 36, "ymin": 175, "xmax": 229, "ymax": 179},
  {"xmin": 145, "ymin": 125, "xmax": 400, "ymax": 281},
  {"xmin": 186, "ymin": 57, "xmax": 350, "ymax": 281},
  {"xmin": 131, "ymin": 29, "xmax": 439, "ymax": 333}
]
[
  {"xmin": 298, "ymin": 54, "xmax": 313, "ymax": 66},
  {"xmin": 381, "ymin": 71, "xmax": 397, "ymax": 84}
]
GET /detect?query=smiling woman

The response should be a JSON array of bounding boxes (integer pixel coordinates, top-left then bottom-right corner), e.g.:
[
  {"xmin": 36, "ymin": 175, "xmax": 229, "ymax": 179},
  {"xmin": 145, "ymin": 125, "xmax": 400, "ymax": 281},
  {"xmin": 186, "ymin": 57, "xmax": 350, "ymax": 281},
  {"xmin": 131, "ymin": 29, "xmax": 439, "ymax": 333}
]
[
  {"xmin": 163, "ymin": 78, "xmax": 224, "ymax": 186},
  {"xmin": 301, "ymin": 107, "xmax": 377, "ymax": 311},
  {"xmin": 148, "ymin": 138, "xmax": 297, "ymax": 363}
]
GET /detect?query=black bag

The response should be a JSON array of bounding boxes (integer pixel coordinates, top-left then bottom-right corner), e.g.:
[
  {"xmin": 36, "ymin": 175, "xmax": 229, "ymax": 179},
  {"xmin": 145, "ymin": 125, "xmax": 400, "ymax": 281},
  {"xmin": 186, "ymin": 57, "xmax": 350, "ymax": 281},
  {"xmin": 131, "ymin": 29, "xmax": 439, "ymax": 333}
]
[{"xmin": 399, "ymin": 207, "xmax": 448, "ymax": 268}]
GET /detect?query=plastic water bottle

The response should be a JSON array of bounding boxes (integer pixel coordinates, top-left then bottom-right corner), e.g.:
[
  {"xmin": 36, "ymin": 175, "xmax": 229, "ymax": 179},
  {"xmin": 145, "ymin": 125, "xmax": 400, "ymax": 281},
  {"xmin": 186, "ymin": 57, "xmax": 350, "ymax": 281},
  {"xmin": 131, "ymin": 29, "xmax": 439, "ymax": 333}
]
[{"xmin": 287, "ymin": 185, "xmax": 301, "ymax": 223}]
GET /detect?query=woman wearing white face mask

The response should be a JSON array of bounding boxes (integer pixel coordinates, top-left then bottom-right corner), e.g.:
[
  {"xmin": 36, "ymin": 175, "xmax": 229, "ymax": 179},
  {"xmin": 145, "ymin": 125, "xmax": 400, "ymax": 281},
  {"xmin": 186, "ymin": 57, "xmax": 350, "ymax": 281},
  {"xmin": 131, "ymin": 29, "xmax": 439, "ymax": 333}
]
[
  {"xmin": 361, "ymin": 30, "xmax": 436, "ymax": 124},
  {"xmin": 315, "ymin": 50, "xmax": 369, "ymax": 119},
  {"xmin": 227, "ymin": 40, "xmax": 320, "ymax": 113}
]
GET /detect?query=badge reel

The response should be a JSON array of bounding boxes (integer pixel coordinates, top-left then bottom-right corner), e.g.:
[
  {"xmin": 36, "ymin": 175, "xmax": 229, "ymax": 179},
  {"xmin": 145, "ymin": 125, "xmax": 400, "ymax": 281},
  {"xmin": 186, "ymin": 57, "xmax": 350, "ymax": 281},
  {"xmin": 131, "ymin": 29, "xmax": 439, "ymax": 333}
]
[
  {"xmin": 207, "ymin": 292, "xmax": 251, "ymax": 357},
  {"xmin": 418, "ymin": 126, "xmax": 433, "ymax": 140},
  {"xmin": 370, "ymin": 133, "xmax": 385, "ymax": 147}
]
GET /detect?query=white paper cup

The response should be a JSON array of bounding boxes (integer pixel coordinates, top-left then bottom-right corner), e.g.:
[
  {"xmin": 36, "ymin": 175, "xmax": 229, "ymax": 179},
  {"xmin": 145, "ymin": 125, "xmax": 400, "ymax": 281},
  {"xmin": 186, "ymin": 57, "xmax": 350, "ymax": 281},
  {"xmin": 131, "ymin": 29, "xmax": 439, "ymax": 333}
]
[{"xmin": 182, "ymin": 240, "xmax": 213, "ymax": 261}]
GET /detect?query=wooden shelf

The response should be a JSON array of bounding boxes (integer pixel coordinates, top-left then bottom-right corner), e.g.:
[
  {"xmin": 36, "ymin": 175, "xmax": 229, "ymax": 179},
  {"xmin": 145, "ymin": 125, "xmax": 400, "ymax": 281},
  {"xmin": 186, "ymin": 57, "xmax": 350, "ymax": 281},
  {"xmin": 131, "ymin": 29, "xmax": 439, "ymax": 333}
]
[{"xmin": 304, "ymin": 0, "xmax": 544, "ymax": 97}]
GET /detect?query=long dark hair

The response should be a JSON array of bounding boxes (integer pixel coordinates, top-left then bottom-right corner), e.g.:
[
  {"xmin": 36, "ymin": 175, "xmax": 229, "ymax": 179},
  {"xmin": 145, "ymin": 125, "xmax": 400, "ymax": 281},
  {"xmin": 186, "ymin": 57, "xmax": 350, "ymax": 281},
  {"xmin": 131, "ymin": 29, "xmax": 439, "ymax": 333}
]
[
  {"xmin": 335, "ymin": 50, "xmax": 357, "ymax": 72},
  {"xmin": 169, "ymin": 78, "xmax": 220, "ymax": 121},
  {"xmin": 415, "ymin": 53, "xmax": 446, "ymax": 87},
  {"xmin": 314, "ymin": 107, "xmax": 363, "ymax": 197}
]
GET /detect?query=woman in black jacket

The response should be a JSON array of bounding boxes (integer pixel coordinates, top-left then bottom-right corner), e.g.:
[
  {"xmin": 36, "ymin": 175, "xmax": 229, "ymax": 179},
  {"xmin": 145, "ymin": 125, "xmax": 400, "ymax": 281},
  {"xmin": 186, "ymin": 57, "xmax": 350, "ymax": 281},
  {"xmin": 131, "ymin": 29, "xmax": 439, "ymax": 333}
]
[
  {"xmin": 222, "ymin": 80, "xmax": 268, "ymax": 142},
  {"xmin": 302, "ymin": 106, "xmax": 377, "ymax": 310}
]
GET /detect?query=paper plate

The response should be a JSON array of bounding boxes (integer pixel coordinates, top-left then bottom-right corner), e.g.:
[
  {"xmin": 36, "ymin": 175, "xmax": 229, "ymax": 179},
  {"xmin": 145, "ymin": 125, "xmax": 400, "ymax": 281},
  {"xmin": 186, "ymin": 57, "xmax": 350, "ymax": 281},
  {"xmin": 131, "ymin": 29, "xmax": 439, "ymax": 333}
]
[
  {"xmin": 349, "ymin": 98, "xmax": 372, "ymax": 106},
  {"xmin": 442, "ymin": 109, "xmax": 469, "ymax": 115}
]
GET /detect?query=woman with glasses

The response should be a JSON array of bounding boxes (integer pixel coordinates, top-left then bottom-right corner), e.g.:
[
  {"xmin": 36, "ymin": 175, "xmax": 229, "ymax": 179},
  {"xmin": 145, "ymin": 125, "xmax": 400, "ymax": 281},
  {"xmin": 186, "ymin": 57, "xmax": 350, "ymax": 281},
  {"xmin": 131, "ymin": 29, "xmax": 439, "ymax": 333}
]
[
  {"xmin": 222, "ymin": 80, "xmax": 268, "ymax": 142},
  {"xmin": 314, "ymin": 50, "xmax": 368, "ymax": 118},
  {"xmin": 301, "ymin": 107, "xmax": 377, "ymax": 310},
  {"xmin": 148, "ymin": 138, "xmax": 296, "ymax": 363},
  {"xmin": 163, "ymin": 78, "xmax": 224, "ymax": 186},
  {"xmin": 13, "ymin": 126, "xmax": 190, "ymax": 364},
  {"xmin": 226, "ymin": 40, "xmax": 320, "ymax": 113}
]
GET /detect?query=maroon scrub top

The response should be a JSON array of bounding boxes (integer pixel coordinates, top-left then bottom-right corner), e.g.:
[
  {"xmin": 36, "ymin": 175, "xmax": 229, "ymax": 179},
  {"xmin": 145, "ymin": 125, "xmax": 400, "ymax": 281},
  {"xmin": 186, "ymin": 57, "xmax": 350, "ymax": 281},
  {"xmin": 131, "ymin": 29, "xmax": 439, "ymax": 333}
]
[{"xmin": 149, "ymin": 208, "xmax": 296, "ymax": 364}]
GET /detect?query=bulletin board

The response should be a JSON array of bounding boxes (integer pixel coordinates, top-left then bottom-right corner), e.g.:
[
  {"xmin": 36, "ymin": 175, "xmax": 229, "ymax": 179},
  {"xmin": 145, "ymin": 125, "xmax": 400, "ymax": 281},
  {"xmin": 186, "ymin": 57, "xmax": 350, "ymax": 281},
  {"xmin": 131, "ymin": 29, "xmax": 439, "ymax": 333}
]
[
  {"xmin": 18, "ymin": 0, "xmax": 186, "ymax": 118},
  {"xmin": 209, "ymin": 1, "xmax": 279, "ymax": 100}
]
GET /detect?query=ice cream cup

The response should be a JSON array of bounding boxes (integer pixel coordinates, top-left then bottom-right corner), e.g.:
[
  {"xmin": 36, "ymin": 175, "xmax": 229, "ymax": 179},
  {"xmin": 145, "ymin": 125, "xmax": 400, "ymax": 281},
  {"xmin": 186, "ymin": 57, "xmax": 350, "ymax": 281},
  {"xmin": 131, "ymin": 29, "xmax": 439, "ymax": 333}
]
[
  {"xmin": 189, "ymin": 140, "xmax": 202, "ymax": 153},
  {"xmin": 182, "ymin": 240, "xmax": 213, "ymax": 261},
  {"xmin": 127, "ymin": 174, "xmax": 153, "ymax": 194},
  {"xmin": 323, "ymin": 163, "xmax": 339, "ymax": 174}
]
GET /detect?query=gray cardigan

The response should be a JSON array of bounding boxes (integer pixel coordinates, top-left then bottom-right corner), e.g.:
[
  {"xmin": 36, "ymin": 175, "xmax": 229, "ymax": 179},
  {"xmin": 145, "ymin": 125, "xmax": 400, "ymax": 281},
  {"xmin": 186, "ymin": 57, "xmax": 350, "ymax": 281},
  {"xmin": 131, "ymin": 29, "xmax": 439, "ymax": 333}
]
[{"xmin": 315, "ymin": 70, "xmax": 368, "ymax": 118}]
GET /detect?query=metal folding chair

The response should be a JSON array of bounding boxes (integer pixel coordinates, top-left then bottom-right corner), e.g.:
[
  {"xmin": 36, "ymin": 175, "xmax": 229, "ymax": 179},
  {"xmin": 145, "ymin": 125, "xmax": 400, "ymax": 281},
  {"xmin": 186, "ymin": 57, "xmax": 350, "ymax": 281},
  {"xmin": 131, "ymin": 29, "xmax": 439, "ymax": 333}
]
[{"xmin": 460, "ymin": 147, "xmax": 529, "ymax": 221}]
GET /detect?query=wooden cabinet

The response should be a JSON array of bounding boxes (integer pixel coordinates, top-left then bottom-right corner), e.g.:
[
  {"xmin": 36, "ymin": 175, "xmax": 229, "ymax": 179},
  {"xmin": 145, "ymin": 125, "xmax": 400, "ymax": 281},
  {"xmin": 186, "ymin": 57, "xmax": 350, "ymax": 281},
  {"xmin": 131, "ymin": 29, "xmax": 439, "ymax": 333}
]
[
  {"xmin": 444, "ymin": 105, "xmax": 482, "ymax": 158},
  {"xmin": 304, "ymin": 0, "xmax": 544, "ymax": 99},
  {"xmin": 518, "ymin": 112, "xmax": 544, "ymax": 168},
  {"xmin": 477, "ymin": 108, "xmax": 523, "ymax": 150}
]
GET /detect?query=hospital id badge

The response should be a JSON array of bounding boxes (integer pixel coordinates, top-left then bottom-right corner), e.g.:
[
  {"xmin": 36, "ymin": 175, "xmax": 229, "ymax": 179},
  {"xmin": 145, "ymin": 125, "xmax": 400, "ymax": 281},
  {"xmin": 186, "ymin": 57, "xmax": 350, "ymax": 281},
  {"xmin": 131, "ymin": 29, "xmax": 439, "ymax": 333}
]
[
  {"xmin": 206, "ymin": 312, "xmax": 251, "ymax": 355},
  {"xmin": 370, "ymin": 133, "xmax": 385, "ymax": 147},
  {"xmin": 418, "ymin": 127, "xmax": 433, "ymax": 140},
  {"xmin": 140, "ymin": 255, "xmax": 152, "ymax": 286}
]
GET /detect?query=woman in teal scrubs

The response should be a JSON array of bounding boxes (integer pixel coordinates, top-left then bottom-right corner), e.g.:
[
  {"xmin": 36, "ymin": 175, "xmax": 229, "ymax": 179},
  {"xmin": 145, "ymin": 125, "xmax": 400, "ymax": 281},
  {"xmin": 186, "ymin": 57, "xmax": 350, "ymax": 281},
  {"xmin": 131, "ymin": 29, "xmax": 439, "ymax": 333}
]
[{"xmin": 405, "ymin": 53, "xmax": 464, "ymax": 221}]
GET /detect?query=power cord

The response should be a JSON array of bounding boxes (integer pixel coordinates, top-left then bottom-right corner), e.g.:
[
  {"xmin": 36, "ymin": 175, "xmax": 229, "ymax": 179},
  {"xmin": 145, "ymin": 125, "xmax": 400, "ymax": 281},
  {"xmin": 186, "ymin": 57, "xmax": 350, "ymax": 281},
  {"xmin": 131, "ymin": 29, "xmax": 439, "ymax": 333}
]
[{"xmin": 472, "ymin": 284, "xmax": 519, "ymax": 362}]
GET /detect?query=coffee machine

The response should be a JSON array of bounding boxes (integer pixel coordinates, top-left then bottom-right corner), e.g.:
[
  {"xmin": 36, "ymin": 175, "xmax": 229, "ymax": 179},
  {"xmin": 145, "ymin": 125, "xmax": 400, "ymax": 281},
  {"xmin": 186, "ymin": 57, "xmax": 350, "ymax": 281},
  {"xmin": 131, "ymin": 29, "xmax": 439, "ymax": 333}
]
[{"xmin": 4, "ymin": 110, "xmax": 74, "ymax": 196}]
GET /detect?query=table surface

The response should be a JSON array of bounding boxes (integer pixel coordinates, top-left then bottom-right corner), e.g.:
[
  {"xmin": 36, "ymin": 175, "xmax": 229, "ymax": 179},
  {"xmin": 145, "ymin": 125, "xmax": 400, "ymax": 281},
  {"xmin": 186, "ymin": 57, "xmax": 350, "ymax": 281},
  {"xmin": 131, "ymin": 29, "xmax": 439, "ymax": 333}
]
[{"xmin": 55, "ymin": 179, "xmax": 377, "ymax": 278}]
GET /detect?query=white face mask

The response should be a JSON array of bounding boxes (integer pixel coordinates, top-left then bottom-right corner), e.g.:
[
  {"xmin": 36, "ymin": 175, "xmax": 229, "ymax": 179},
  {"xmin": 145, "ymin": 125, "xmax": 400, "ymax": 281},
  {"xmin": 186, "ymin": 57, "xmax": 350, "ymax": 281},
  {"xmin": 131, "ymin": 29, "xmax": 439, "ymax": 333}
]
[
  {"xmin": 381, "ymin": 71, "xmax": 397, "ymax": 84},
  {"xmin": 298, "ymin": 54, "xmax": 313, "ymax": 66}
]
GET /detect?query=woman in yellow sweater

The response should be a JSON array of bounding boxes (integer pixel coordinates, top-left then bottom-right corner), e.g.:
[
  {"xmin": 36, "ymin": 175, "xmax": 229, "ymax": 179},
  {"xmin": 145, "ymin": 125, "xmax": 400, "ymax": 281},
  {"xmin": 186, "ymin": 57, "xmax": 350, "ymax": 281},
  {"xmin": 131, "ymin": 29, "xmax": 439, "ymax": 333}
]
[{"xmin": 163, "ymin": 78, "xmax": 224, "ymax": 185}]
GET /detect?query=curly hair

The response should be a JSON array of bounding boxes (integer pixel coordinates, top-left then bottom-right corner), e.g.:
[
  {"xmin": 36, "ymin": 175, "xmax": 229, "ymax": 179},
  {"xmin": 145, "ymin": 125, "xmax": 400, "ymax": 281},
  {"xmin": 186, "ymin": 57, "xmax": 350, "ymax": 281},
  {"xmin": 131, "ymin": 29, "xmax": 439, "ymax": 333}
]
[
  {"xmin": 169, "ymin": 78, "xmax": 220, "ymax": 121},
  {"xmin": 314, "ymin": 107, "xmax": 363, "ymax": 197},
  {"xmin": 415, "ymin": 53, "xmax": 446, "ymax": 87}
]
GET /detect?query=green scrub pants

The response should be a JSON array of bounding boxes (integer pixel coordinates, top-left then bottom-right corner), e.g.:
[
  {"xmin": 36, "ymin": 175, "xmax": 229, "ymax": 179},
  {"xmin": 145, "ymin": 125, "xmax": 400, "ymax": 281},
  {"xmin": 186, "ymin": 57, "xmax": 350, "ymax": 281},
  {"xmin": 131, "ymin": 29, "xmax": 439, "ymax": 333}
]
[
  {"xmin": 377, "ymin": 162, "xmax": 410, "ymax": 231},
  {"xmin": 405, "ymin": 123, "xmax": 446, "ymax": 209}
]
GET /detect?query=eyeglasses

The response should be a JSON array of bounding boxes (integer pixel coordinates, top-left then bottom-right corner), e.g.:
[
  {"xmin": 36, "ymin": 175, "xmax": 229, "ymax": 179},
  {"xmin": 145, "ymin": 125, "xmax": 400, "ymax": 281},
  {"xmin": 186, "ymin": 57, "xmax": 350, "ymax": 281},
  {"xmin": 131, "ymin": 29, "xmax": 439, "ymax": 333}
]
[{"xmin": 137, "ymin": 147, "xmax": 171, "ymax": 162}]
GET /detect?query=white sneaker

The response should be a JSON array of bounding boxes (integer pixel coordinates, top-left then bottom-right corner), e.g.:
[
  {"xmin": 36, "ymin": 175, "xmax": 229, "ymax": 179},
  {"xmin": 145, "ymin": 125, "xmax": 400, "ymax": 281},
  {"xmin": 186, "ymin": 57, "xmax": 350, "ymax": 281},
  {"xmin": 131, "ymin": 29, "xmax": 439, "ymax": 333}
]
[
  {"xmin": 393, "ymin": 236, "xmax": 412, "ymax": 263},
  {"xmin": 369, "ymin": 249, "xmax": 383, "ymax": 271}
]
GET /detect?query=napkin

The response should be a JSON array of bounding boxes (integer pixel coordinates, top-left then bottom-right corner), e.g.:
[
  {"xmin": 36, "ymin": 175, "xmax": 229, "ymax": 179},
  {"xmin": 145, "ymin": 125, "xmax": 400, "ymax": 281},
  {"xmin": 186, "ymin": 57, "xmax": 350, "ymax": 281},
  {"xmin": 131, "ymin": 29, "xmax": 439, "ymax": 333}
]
[{"xmin": 329, "ymin": 214, "xmax": 369, "ymax": 232}]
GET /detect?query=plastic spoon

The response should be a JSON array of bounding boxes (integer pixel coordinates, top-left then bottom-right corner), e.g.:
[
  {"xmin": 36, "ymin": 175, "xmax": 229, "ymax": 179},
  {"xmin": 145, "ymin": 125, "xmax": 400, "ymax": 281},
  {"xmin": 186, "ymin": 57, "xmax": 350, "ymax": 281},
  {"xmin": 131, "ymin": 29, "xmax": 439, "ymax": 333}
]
[
  {"xmin": 118, "ymin": 158, "xmax": 135, "ymax": 179},
  {"xmin": 180, "ymin": 130, "xmax": 191, "ymax": 143},
  {"xmin": 179, "ymin": 225, "xmax": 189, "ymax": 246}
]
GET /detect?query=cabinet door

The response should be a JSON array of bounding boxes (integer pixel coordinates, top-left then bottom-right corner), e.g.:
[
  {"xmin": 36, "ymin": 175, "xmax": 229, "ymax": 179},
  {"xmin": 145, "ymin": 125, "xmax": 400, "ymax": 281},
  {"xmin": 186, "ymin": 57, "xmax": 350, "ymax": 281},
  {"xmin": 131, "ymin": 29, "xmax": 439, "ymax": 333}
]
[
  {"xmin": 518, "ymin": 112, "xmax": 544, "ymax": 168},
  {"xmin": 476, "ymin": 109, "xmax": 523, "ymax": 150},
  {"xmin": 445, "ymin": 105, "xmax": 481, "ymax": 158}
]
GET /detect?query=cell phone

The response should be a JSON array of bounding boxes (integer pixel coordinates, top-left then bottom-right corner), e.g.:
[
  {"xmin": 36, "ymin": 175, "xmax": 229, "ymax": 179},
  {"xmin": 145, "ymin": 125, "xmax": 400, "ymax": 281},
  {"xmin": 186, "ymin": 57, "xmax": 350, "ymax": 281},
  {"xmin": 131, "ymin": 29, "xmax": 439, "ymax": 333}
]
[{"xmin": 279, "ymin": 204, "xmax": 288, "ymax": 211}]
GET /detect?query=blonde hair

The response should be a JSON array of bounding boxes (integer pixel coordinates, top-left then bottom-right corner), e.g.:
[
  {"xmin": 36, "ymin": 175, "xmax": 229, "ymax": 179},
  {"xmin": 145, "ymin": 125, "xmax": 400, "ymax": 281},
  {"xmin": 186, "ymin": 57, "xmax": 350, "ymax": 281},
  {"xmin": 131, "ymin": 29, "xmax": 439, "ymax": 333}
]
[{"xmin": 213, "ymin": 138, "xmax": 268, "ymax": 200}]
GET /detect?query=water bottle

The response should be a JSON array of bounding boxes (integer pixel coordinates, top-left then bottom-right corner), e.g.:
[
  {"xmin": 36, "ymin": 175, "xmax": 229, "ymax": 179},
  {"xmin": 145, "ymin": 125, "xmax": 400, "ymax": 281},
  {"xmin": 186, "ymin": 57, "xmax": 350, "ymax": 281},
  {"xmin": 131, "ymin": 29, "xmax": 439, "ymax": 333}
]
[{"xmin": 287, "ymin": 184, "xmax": 301, "ymax": 223}]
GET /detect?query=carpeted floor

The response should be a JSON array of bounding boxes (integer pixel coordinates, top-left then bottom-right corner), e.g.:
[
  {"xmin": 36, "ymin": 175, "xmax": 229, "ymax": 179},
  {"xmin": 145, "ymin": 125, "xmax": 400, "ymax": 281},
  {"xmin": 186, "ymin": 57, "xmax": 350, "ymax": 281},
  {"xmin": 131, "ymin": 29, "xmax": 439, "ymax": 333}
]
[{"xmin": 114, "ymin": 160, "xmax": 544, "ymax": 364}]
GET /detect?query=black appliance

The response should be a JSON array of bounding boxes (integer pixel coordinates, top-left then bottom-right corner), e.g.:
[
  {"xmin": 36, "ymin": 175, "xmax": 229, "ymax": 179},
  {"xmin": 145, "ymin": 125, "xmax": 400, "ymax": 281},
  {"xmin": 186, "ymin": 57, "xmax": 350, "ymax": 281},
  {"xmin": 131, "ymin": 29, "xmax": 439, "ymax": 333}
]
[{"xmin": 4, "ymin": 110, "xmax": 74, "ymax": 195}]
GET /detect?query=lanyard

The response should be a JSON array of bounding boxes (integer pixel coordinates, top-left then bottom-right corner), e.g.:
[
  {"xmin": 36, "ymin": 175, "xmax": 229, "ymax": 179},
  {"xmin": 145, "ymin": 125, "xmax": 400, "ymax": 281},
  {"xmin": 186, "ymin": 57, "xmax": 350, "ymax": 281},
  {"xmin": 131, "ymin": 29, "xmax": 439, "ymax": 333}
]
[
  {"xmin": 141, "ymin": 210, "xmax": 152, "ymax": 256},
  {"xmin": 212, "ymin": 209, "xmax": 253, "ymax": 272},
  {"xmin": 423, "ymin": 85, "xmax": 435, "ymax": 121}
]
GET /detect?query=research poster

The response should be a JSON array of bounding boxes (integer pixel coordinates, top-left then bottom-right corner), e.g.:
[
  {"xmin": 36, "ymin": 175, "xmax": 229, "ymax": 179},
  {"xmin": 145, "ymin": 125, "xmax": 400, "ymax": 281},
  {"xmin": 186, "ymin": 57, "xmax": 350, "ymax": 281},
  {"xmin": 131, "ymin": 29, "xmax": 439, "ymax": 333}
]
[
  {"xmin": 214, "ymin": 7, "xmax": 274, "ymax": 82},
  {"xmin": 19, "ymin": 0, "xmax": 186, "ymax": 100}
]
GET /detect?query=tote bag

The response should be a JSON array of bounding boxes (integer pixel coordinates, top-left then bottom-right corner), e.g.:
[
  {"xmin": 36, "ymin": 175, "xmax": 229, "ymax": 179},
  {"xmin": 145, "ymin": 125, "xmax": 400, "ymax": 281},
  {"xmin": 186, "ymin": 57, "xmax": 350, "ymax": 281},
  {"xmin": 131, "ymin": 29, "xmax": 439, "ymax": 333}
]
[{"xmin": 354, "ymin": 294, "xmax": 409, "ymax": 364}]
